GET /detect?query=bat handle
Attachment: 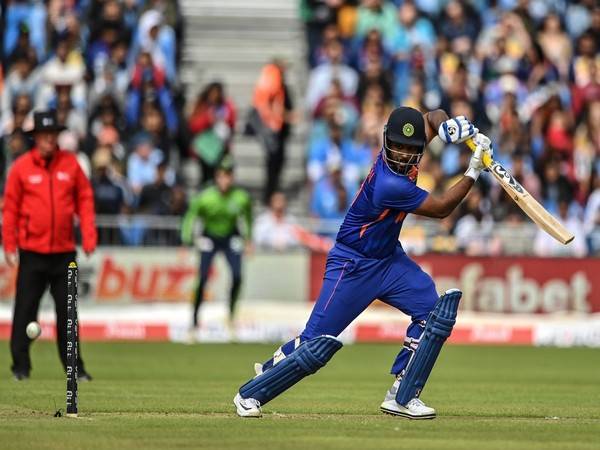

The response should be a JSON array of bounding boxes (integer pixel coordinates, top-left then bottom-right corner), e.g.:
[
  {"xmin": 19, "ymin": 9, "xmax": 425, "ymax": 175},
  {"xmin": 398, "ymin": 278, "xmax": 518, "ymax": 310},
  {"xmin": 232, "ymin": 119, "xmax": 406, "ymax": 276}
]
[{"xmin": 465, "ymin": 138, "xmax": 493, "ymax": 168}]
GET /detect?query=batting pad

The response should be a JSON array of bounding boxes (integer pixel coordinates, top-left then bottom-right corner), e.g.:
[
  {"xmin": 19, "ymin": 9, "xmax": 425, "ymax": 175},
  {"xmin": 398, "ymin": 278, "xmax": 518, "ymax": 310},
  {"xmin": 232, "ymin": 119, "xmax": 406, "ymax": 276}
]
[
  {"xmin": 396, "ymin": 289, "xmax": 462, "ymax": 406},
  {"xmin": 239, "ymin": 335, "xmax": 343, "ymax": 405}
]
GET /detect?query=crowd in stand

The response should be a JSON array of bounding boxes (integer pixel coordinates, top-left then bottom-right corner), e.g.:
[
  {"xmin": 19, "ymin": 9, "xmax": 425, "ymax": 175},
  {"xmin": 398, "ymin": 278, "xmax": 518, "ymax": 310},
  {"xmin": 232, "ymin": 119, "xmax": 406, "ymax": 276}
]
[
  {"xmin": 1, "ymin": 0, "xmax": 186, "ymax": 245},
  {"xmin": 299, "ymin": 0, "xmax": 600, "ymax": 256},
  {"xmin": 1, "ymin": 1, "xmax": 600, "ymax": 257}
]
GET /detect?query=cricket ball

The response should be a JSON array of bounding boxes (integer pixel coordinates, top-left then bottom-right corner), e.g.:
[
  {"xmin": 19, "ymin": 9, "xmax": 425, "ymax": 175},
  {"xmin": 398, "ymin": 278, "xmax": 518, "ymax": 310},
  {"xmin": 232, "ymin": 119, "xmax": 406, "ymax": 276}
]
[{"xmin": 26, "ymin": 321, "xmax": 42, "ymax": 340}]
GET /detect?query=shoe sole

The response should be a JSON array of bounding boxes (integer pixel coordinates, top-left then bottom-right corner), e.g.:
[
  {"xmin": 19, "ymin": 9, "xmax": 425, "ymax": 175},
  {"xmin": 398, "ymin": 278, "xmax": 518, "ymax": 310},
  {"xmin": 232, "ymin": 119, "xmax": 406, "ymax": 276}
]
[{"xmin": 380, "ymin": 406, "xmax": 436, "ymax": 420}]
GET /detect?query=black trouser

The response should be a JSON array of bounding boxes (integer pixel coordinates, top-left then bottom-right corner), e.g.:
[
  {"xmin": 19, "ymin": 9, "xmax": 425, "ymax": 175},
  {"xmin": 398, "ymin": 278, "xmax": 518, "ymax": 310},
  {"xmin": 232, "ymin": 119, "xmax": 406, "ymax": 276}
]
[
  {"xmin": 265, "ymin": 134, "xmax": 286, "ymax": 204},
  {"xmin": 10, "ymin": 250, "xmax": 86, "ymax": 375},
  {"xmin": 256, "ymin": 125, "xmax": 287, "ymax": 205},
  {"xmin": 193, "ymin": 235, "xmax": 243, "ymax": 327}
]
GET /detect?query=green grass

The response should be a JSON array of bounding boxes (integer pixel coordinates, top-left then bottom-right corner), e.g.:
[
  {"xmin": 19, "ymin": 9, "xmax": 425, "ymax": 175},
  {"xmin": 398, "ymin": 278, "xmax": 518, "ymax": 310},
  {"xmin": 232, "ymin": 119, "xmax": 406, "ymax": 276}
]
[{"xmin": 1, "ymin": 342, "xmax": 599, "ymax": 449}]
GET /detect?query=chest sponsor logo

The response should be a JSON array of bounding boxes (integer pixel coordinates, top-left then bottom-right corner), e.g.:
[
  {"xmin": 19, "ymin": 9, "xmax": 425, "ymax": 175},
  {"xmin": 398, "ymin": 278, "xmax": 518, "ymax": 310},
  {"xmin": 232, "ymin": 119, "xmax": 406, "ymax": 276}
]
[
  {"xmin": 28, "ymin": 174, "xmax": 43, "ymax": 184},
  {"xmin": 57, "ymin": 171, "xmax": 71, "ymax": 182},
  {"xmin": 491, "ymin": 162, "xmax": 524, "ymax": 194}
]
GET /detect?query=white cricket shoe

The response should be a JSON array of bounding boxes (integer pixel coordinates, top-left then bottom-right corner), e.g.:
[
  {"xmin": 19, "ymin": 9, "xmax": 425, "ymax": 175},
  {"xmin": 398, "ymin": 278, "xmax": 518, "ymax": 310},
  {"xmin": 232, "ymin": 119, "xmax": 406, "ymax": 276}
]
[
  {"xmin": 233, "ymin": 393, "xmax": 262, "ymax": 418},
  {"xmin": 380, "ymin": 397, "xmax": 436, "ymax": 419}
]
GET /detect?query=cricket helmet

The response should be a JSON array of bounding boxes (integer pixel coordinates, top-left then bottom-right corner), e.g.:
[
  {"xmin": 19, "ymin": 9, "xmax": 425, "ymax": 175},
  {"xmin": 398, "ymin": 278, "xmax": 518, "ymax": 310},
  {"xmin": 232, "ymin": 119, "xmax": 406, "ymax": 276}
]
[{"xmin": 383, "ymin": 106, "xmax": 426, "ymax": 175}]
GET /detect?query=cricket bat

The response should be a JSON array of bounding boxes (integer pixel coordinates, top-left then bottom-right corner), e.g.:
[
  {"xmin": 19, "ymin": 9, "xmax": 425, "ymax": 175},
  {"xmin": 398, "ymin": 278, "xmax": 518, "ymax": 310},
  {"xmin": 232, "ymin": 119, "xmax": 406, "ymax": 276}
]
[{"xmin": 465, "ymin": 138, "xmax": 574, "ymax": 245}]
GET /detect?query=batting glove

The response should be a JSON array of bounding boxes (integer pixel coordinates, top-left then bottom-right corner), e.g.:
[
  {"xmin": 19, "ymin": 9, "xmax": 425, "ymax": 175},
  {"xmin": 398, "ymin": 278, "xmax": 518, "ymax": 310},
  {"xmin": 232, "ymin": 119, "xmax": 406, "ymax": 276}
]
[
  {"xmin": 438, "ymin": 116, "xmax": 478, "ymax": 144},
  {"xmin": 465, "ymin": 144, "xmax": 485, "ymax": 180},
  {"xmin": 472, "ymin": 132, "xmax": 494, "ymax": 159}
]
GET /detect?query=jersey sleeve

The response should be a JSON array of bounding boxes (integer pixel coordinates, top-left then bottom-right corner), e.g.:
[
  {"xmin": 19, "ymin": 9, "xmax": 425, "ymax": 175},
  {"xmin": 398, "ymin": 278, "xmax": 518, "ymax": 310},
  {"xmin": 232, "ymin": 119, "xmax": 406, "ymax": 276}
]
[
  {"xmin": 181, "ymin": 193, "xmax": 205, "ymax": 245},
  {"xmin": 372, "ymin": 173, "xmax": 429, "ymax": 212}
]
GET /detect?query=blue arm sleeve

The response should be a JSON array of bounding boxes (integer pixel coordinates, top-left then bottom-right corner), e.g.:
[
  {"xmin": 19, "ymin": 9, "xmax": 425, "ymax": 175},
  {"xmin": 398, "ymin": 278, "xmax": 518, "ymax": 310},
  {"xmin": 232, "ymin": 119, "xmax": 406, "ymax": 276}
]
[{"xmin": 373, "ymin": 174, "xmax": 428, "ymax": 212}]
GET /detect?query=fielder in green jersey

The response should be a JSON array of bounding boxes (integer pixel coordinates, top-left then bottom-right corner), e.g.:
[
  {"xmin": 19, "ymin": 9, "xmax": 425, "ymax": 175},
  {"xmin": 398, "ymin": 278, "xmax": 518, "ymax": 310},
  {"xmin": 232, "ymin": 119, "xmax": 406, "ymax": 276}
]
[{"xmin": 181, "ymin": 162, "xmax": 253, "ymax": 336}]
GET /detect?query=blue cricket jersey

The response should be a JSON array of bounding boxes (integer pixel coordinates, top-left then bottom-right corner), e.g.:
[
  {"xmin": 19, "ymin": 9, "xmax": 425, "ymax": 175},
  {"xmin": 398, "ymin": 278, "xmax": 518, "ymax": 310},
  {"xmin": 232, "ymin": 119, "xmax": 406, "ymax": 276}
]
[{"xmin": 336, "ymin": 151, "xmax": 429, "ymax": 258}]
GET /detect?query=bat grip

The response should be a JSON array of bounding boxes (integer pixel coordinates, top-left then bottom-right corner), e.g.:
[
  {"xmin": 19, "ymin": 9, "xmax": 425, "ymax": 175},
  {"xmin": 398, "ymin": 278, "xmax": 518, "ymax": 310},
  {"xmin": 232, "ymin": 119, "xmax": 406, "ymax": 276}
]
[{"xmin": 465, "ymin": 138, "xmax": 493, "ymax": 168}]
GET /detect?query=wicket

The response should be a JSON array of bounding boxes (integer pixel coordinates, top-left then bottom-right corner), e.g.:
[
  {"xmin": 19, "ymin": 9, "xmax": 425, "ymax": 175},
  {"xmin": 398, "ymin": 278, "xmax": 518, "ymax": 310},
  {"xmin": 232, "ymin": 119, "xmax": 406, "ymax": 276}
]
[{"xmin": 66, "ymin": 262, "xmax": 79, "ymax": 418}]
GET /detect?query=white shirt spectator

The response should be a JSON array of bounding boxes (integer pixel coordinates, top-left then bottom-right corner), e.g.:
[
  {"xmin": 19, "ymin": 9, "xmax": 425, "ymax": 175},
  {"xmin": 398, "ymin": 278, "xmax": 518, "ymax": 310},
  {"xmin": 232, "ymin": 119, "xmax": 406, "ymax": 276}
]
[
  {"xmin": 254, "ymin": 192, "xmax": 299, "ymax": 251},
  {"xmin": 305, "ymin": 40, "xmax": 358, "ymax": 111},
  {"xmin": 583, "ymin": 188, "xmax": 600, "ymax": 235},
  {"xmin": 454, "ymin": 214, "xmax": 500, "ymax": 256},
  {"xmin": 127, "ymin": 142, "xmax": 165, "ymax": 194}
]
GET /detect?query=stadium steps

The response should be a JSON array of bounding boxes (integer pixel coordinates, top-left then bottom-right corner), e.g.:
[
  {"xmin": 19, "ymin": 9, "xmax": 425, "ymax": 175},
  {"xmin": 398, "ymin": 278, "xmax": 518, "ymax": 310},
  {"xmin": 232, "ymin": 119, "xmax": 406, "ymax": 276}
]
[{"xmin": 179, "ymin": 0, "xmax": 309, "ymax": 212}]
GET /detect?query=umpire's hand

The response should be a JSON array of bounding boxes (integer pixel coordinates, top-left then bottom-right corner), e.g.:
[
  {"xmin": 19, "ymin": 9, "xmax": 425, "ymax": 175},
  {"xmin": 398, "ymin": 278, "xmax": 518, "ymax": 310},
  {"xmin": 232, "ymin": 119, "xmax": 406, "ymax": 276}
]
[{"xmin": 5, "ymin": 252, "xmax": 18, "ymax": 268}]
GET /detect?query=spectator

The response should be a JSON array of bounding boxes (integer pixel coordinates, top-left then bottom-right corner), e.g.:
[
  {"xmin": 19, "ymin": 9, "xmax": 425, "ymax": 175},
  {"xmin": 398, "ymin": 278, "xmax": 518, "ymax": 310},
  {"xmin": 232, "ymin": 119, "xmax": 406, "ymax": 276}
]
[
  {"xmin": 350, "ymin": 28, "xmax": 391, "ymax": 73},
  {"xmin": 355, "ymin": 0, "xmax": 398, "ymax": 43},
  {"xmin": 573, "ymin": 100, "xmax": 600, "ymax": 201},
  {"xmin": 1, "ymin": 92, "xmax": 34, "ymax": 137},
  {"xmin": 584, "ymin": 177, "xmax": 600, "ymax": 254},
  {"xmin": 126, "ymin": 134, "xmax": 166, "ymax": 195},
  {"xmin": 1, "ymin": 129, "xmax": 31, "ymax": 189},
  {"xmin": 310, "ymin": 162, "xmax": 355, "ymax": 237},
  {"xmin": 89, "ymin": 39, "xmax": 131, "ymax": 108},
  {"xmin": 541, "ymin": 159, "xmax": 574, "ymax": 215},
  {"xmin": 85, "ymin": 97, "xmax": 126, "ymax": 162},
  {"xmin": 88, "ymin": 0, "xmax": 130, "ymax": 46},
  {"xmin": 440, "ymin": 1, "xmax": 479, "ymax": 51},
  {"xmin": 538, "ymin": 13, "xmax": 573, "ymax": 79},
  {"xmin": 313, "ymin": 79, "xmax": 360, "ymax": 132},
  {"xmin": 519, "ymin": 42, "xmax": 560, "ymax": 90},
  {"xmin": 189, "ymin": 82, "xmax": 237, "ymax": 183},
  {"xmin": 454, "ymin": 187, "xmax": 500, "ymax": 256},
  {"xmin": 4, "ymin": 7, "xmax": 46, "ymax": 63},
  {"xmin": 509, "ymin": 152, "xmax": 542, "ymax": 202},
  {"xmin": 306, "ymin": 39, "xmax": 359, "ymax": 111},
  {"xmin": 387, "ymin": 0, "xmax": 437, "ymax": 102},
  {"xmin": 1, "ymin": 54, "xmax": 42, "ymax": 123},
  {"xmin": 86, "ymin": 20, "xmax": 122, "ymax": 82},
  {"xmin": 300, "ymin": 1, "xmax": 341, "ymax": 67},
  {"xmin": 55, "ymin": 89, "xmax": 87, "ymax": 140},
  {"xmin": 248, "ymin": 59, "xmax": 294, "ymax": 203},
  {"xmin": 307, "ymin": 122, "xmax": 367, "ymax": 187},
  {"xmin": 125, "ymin": 51, "xmax": 178, "ymax": 135},
  {"xmin": 138, "ymin": 162, "xmax": 179, "ymax": 215},
  {"xmin": 38, "ymin": 37, "xmax": 87, "ymax": 112},
  {"xmin": 58, "ymin": 130, "xmax": 91, "ymax": 178},
  {"xmin": 570, "ymin": 32, "xmax": 600, "ymax": 119},
  {"xmin": 356, "ymin": 52, "xmax": 394, "ymax": 106},
  {"xmin": 138, "ymin": 103, "xmax": 173, "ymax": 159},
  {"xmin": 254, "ymin": 192, "xmax": 299, "ymax": 251},
  {"xmin": 132, "ymin": 9, "xmax": 177, "ymax": 84},
  {"xmin": 312, "ymin": 23, "xmax": 345, "ymax": 68},
  {"xmin": 91, "ymin": 147, "xmax": 128, "ymax": 216},
  {"xmin": 136, "ymin": 162, "xmax": 186, "ymax": 244}
]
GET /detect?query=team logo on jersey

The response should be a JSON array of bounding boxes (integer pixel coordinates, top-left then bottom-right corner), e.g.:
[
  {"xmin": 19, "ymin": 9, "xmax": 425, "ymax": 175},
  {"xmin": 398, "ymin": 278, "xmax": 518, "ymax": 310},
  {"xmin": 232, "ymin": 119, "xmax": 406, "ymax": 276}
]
[
  {"xmin": 402, "ymin": 123, "xmax": 415, "ymax": 137},
  {"xmin": 57, "ymin": 171, "xmax": 71, "ymax": 181}
]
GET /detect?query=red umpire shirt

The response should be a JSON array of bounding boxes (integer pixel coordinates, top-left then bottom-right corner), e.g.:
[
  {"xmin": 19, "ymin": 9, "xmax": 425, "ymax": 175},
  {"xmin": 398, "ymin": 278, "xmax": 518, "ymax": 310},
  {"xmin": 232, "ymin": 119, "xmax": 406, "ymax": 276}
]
[{"xmin": 2, "ymin": 147, "xmax": 97, "ymax": 254}]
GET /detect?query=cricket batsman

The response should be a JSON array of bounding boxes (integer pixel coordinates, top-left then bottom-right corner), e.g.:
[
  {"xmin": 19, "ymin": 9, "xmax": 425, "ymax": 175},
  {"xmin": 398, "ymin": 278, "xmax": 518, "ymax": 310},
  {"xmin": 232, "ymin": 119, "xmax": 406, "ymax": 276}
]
[{"xmin": 233, "ymin": 106, "xmax": 492, "ymax": 419}]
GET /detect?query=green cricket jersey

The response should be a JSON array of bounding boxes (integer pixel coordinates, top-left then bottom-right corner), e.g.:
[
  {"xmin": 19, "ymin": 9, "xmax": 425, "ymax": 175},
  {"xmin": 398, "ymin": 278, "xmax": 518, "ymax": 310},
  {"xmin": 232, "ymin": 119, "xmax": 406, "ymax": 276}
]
[{"xmin": 181, "ymin": 185, "xmax": 253, "ymax": 244}]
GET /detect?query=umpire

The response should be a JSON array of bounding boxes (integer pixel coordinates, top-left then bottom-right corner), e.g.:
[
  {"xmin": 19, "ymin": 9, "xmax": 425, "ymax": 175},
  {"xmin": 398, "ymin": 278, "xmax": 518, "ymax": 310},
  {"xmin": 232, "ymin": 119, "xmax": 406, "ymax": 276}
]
[{"xmin": 2, "ymin": 111, "xmax": 97, "ymax": 380}]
